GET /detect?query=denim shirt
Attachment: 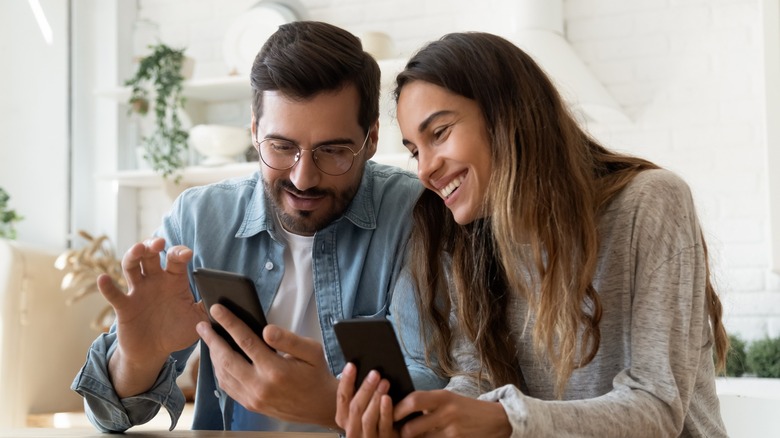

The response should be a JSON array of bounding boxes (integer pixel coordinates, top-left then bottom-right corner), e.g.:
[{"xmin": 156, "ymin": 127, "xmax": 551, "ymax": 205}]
[{"xmin": 71, "ymin": 161, "xmax": 447, "ymax": 432}]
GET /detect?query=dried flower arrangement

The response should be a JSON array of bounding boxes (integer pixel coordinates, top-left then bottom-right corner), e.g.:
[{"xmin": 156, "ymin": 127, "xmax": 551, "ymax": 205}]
[{"xmin": 55, "ymin": 230, "xmax": 125, "ymax": 331}]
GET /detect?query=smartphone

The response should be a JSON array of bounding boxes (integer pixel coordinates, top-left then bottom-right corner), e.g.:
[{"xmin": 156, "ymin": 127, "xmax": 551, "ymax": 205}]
[
  {"xmin": 334, "ymin": 318, "xmax": 419, "ymax": 424},
  {"xmin": 192, "ymin": 268, "xmax": 270, "ymax": 360}
]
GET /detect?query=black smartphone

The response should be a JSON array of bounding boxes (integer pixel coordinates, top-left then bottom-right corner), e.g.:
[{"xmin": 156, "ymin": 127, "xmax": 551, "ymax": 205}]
[
  {"xmin": 334, "ymin": 318, "xmax": 419, "ymax": 424},
  {"xmin": 192, "ymin": 268, "xmax": 270, "ymax": 360}
]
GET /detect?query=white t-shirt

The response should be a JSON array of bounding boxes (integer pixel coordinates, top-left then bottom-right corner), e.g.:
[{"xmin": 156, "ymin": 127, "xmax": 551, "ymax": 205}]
[{"xmin": 265, "ymin": 224, "xmax": 323, "ymax": 344}]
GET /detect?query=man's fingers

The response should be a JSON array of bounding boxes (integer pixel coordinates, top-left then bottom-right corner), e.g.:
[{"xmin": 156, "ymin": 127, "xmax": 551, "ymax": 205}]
[
  {"xmin": 263, "ymin": 325, "xmax": 322, "ymax": 364},
  {"xmin": 121, "ymin": 242, "xmax": 147, "ymax": 288},
  {"xmin": 210, "ymin": 304, "xmax": 273, "ymax": 361},
  {"xmin": 138, "ymin": 237, "xmax": 166, "ymax": 276},
  {"xmin": 96, "ymin": 273, "xmax": 126, "ymax": 306},
  {"xmin": 165, "ymin": 245, "xmax": 193, "ymax": 274},
  {"xmin": 121, "ymin": 238, "xmax": 167, "ymax": 289},
  {"xmin": 196, "ymin": 321, "xmax": 245, "ymax": 393}
]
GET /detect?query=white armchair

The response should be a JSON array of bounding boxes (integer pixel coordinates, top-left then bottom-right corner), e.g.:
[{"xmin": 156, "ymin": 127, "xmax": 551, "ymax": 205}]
[{"xmin": 0, "ymin": 239, "xmax": 105, "ymax": 428}]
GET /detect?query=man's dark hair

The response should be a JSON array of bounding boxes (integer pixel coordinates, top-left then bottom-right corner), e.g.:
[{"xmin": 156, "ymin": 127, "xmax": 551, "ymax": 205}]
[{"xmin": 250, "ymin": 21, "xmax": 380, "ymax": 134}]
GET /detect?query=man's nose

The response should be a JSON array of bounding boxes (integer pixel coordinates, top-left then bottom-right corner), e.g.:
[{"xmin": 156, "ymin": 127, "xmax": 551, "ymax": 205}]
[{"xmin": 289, "ymin": 150, "xmax": 322, "ymax": 191}]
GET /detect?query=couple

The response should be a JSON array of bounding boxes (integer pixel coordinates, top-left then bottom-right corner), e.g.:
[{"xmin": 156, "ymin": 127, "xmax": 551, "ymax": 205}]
[{"xmin": 72, "ymin": 21, "xmax": 729, "ymax": 437}]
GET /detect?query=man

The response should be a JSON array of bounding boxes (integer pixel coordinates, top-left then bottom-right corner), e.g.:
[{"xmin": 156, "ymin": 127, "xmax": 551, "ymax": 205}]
[{"xmin": 72, "ymin": 21, "xmax": 445, "ymax": 432}]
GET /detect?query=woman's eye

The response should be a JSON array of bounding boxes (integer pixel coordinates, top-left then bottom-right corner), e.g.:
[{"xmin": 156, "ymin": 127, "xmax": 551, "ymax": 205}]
[{"xmin": 432, "ymin": 125, "xmax": 452, "ymax": 142}]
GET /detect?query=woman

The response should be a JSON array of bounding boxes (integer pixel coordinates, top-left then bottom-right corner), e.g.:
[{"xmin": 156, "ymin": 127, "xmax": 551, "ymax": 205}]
[{"xmin": 335, "ymin": 32, "xmax": 729, "ymax": 437}]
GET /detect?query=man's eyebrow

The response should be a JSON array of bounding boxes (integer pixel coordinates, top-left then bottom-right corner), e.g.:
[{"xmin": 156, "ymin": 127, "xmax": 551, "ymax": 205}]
[{"xmin": 261, "ymin": 133, "xmax": 355, "ymax": 147}]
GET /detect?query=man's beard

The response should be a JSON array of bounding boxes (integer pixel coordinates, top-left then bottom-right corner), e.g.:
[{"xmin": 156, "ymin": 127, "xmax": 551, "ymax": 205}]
[{"xmin": 262, "ymin": 177, "xmax": 359, "ymax": 235}]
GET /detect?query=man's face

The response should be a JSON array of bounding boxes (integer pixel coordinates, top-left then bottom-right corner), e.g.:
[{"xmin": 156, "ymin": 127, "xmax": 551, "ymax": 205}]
[{"xmin": 253, "ymin": 85, "xmax": 377, "ymax": 235}]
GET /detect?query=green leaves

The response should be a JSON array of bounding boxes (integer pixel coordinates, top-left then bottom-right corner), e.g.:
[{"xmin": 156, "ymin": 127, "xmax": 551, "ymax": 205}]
[
  {"xmin": 125, "ymin": 43, "xmax": 189, "ymax": 181},
  {"xmin": 0, "ymin": 187, "xmax": 23, "ymax": 239},
  {"xmin": 719, "ymin": 333, "xmax": 780, "ymax": 378},
  {"xmin": 746, "ymin": 337, "xmax": 780, "ymax": 378}
]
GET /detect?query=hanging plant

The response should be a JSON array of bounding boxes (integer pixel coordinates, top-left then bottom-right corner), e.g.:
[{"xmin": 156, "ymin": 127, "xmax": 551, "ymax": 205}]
[
  {"xmin": 0, "ymin": 187, "xmax": 23, "ymax": 239},
  {"xmin": 125, "ymin": 43, "xmax": 189, "ymax": 181}
]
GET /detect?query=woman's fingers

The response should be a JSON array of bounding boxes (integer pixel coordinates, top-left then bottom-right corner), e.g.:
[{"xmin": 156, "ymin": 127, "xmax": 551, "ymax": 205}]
[{"xmin": 336, "ymin": 363, "xmax": 358, "ymax": 428}]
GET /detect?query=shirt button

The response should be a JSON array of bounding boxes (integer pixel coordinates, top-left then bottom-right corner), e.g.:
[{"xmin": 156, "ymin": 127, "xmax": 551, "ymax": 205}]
[
  {"xmin": 213, "ymin": 390, "xmax": 220, "ymax": 398},
  {"xmin": 265, "ymin": 261, "xmax": 274, "ymax": 270}
]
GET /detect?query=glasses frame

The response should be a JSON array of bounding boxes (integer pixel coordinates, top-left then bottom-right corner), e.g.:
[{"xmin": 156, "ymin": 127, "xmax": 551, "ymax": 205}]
[{"xmin": 255, "ymin": 129, "xmax": 371, "ymax": 176}]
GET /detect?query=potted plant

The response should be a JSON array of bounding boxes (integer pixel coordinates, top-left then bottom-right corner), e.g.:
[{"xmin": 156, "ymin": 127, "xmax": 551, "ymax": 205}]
[
  {"xmin": 125, "ymin": 42, "xmax": 190, "ymax": 181},
  {"xmin": 746, "ymin": 335, "xmax": 780, "ymax": 378},
  {"xmin": 55, "ymin": 230, "xmax": 125, "ymax": 331},
  {"xmin": 716, "ymin": 332, "xmax": 780, "ymax": 406},
  {"xmin": 0, "ymin": 187, "xmax": 23, "ymax": 239}
]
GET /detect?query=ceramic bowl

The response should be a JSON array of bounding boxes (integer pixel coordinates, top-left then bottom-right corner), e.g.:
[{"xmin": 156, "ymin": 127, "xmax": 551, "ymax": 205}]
[{"xmin": 189, "ymin": 124, "xmax": 250, "ymax": 166}]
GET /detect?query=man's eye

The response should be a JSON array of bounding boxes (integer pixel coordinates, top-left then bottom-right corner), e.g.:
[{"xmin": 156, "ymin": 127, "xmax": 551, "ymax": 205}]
[
  {"xmin": 318, "ymin": 145, "xmax": 351, "ymax": 156},
  {"xmin": 271, "ymin": 142, "xmax": 297, "ymax": 153}
]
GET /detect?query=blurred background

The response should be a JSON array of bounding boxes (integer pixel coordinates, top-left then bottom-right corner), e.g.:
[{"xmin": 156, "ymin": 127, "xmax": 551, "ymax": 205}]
[{"xmin": 0, "ymin": 0, "xmax": 778, "ymax": 346}]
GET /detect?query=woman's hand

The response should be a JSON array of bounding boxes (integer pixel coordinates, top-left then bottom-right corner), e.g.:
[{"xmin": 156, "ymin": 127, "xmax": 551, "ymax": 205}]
[
  {"xmin": 336, "ymin": 363, "xmax": 512, "ymax": 438},
  {"xmin": 336, "ymin": 363, "xmax": 400, "ymax": 438},
  {"xmin": 393, "ymin": 390, "xmax": 512, "ymax": 438}
]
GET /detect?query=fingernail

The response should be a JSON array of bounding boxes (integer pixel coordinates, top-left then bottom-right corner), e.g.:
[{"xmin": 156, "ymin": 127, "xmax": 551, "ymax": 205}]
[
  {"xmin": 265, "ymin": 325, "xmax": 279, "ymax": 342},
  {"xmin": 195, "ymin": 322, "xmax": 207, "ymax": 336},
  {"xmin": 367, "ymin": 370, "xmax": 379, "ymax": 383}
]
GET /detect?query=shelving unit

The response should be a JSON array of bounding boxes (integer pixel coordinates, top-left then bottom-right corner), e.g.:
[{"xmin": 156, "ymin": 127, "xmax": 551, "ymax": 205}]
[
  {"xmin": 97, "ymin": 58, "xmax": 413, "ymax": 246},
  {"xmin": 95, "ymin": 75, "xmax": 250, "ymax": 102},
  {"xmin": 98, "ymin": 153, "xmax": 415, "ymax": 200}
]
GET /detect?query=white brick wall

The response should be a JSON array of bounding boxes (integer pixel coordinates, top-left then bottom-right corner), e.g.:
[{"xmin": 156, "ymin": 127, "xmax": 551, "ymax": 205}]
[{"xmin": 133, "ymin": 0, "xmax": 779, "ymax": 341}]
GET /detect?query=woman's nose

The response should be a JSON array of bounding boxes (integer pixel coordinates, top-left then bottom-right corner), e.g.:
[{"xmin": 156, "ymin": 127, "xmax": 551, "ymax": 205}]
[{"xmin": 415, "ymin": 148, "xmax": 438, "ymax": 187}]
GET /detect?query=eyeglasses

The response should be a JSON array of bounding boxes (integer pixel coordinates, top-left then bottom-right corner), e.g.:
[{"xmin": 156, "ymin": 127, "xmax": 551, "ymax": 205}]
[{"xmin": 256, "ymin": 130, "xmax": 370, "ymax": 176}]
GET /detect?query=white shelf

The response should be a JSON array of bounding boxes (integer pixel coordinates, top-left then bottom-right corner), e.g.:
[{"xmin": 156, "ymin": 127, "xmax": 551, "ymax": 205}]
[
  {"xmin": 98, "ymin": 162, "xmax": 258, "ymax": 188},
  {"xmin": 95, "ymin": 75, "xmax": 250, "ymax": 103},
  {"xmin": 95, "ymin": 58, "xmax": 406, "ymax": 104},
  {"xmin": 100, "ymin": 154, "xmax": 416, "ymax": 192}
]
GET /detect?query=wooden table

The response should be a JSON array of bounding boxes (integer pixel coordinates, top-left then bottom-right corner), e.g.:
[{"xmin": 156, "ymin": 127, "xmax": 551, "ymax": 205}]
[{"xmin": 0, "ymin": 429, "xmax": 338, "ymax": 437}]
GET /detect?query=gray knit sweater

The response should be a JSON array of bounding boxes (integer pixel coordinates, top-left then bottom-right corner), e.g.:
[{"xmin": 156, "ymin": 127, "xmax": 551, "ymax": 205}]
[{"xmin": 446, "ymin": 169, "xmax": 727, "ymax": 437}]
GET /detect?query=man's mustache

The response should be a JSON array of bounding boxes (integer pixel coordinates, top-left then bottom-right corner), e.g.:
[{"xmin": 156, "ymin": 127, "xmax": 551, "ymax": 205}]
[{"xmin": 277, "ymin": 179, "xmax": 330, "ymax": 198}]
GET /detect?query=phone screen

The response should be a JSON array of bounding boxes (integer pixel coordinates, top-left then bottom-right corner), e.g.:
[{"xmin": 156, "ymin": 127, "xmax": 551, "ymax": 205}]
[{"xmin": 192, "ymin": 268, "xmax": 270, "ymax": 360}]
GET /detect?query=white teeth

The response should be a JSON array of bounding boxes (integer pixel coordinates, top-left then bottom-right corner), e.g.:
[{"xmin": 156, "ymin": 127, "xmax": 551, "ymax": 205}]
[{"xmin": 439, "ymin": 175, "xmax": 464, "ymax": 199}]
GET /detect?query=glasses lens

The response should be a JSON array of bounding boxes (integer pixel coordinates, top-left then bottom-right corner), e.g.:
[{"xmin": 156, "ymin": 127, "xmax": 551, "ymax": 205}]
[
  {"xmin": 312, "ymin": 145, "xmax": 355, "ymax": 175},
  {"xmin": 259, "ymin": 139, "xmax": 298, "ymax": 170},
  {"xmin": 258, "ymin": 137, "xmax": 364, "ymax": 176}
]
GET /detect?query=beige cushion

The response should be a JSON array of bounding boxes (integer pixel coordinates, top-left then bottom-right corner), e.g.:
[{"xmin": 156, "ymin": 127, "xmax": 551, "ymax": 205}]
[{"xmin": 0, "ymin": 239, "xmax": 105, "ymax": 428}]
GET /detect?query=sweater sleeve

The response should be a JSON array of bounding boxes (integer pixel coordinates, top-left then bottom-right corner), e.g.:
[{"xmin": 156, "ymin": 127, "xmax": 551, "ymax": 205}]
[{"xmin": 478, "ymin": 171, "xmax": 725, "ymax": 437}]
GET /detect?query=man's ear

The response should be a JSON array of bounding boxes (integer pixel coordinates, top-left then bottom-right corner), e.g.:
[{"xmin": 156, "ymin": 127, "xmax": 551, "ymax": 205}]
[
  {"xmin": 250, "ymin": 109, "xmax": 257, "ymax": 140},
  {"xmin": 365, "ymin": 120, "xmax": 379, "ymax": 160}
]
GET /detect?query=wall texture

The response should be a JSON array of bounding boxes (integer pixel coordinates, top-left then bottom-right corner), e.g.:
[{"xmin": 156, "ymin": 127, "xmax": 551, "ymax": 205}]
[{"xmin": 131, "ymin": 0, "xmax": 779, "ymax": 340}]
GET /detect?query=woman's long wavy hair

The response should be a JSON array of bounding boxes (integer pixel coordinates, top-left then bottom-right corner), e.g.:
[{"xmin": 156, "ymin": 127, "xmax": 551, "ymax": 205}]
[{"xmin": 395, "ymin": 32, "xmax": 728, "ymax": 396}]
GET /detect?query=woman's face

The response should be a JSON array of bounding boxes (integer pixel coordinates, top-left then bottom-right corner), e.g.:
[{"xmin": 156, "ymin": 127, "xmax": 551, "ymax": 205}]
[{"xmin": 397, "ymin": 80, "xmax": 492, "ymax": 225}]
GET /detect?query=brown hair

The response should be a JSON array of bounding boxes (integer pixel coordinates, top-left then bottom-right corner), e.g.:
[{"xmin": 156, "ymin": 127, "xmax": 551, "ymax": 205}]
[
  {"xmin": 250, "ymin": 21, "xmax": 380, "ymax": 134},
  {"xmin": 396, "ymin": 32, "xmax": 728, "ymax": 396}
]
